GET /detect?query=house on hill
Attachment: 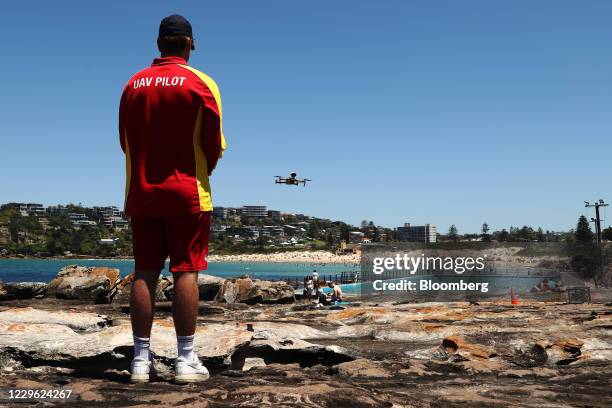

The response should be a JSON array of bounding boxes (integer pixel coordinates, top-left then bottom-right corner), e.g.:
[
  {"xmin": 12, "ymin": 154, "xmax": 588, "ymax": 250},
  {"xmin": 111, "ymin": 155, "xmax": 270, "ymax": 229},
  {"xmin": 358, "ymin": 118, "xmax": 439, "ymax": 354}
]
[{"xmin": 336, "ymin": 240, "xmax": 361, "ymax": 256}]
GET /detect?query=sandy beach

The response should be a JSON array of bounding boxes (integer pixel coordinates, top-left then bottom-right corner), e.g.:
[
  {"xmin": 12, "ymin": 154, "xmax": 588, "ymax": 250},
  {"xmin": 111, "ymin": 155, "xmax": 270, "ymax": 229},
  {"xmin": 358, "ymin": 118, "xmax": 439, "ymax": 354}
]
[{"xmin": 208, "ymin": 250, "xmax": 360, "ymax": 265}]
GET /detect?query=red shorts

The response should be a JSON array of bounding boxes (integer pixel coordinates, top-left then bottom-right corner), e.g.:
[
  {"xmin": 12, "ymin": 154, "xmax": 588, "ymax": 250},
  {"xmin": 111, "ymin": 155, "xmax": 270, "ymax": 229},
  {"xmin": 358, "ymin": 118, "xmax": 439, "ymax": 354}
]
[{"xmin": 131, "ymin": 212, "xmax": 211, "ymax": 273}]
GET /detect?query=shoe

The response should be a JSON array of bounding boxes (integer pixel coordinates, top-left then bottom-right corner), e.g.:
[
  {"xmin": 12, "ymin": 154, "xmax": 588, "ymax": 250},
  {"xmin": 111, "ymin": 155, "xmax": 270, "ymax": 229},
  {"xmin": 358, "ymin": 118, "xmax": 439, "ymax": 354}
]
[
  {"xmin": 130, "ymin": 356, "xmax": 156, "ymax": 383},
  {"xmin": 175, "ymin": 354, "xmax": 210, "ymax": 384}
]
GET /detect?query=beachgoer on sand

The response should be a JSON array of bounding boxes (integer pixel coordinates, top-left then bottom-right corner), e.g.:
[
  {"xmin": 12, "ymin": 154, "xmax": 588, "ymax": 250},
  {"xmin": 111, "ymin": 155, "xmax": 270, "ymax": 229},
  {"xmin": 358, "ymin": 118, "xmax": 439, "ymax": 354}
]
[{"xmin": 119, "ymin": 14, "xmax": 226, "ymax": 384}]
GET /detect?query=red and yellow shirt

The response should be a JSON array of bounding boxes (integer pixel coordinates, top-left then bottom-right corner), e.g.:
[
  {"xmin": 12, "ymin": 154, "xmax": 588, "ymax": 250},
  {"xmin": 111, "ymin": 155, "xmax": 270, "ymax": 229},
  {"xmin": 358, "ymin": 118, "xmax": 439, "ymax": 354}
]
[{"xmin": 119, "ymin": 56, "xmax": 226, "ymax": 216}]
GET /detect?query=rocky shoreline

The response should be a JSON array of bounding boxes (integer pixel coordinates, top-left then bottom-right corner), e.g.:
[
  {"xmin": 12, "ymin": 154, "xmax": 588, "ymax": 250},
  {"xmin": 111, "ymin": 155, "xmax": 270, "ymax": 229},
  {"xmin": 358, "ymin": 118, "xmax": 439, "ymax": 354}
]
[
  {"xmin": 0, "ymin": 265, "xmax": 297, "ymax": 305},
  {"xmin": 0, "ymin": 267, "xmax": 611, "ymax": 407}
]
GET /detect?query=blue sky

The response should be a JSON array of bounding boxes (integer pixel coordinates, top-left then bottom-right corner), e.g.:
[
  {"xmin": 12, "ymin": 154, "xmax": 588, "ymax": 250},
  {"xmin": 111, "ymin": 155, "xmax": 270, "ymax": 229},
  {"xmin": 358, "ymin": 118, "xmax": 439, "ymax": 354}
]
[{"xmin": 1, "ymin": 1, "xmax": 611, "ymax": 233}]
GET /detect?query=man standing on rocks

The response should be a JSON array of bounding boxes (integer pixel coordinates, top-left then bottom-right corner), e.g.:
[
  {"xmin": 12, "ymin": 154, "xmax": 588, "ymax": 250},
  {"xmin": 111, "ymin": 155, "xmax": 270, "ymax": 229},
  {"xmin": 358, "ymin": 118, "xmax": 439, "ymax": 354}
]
[{"xmin": 119, "ymin": 14, "xmax": 226, "ymax": 384}]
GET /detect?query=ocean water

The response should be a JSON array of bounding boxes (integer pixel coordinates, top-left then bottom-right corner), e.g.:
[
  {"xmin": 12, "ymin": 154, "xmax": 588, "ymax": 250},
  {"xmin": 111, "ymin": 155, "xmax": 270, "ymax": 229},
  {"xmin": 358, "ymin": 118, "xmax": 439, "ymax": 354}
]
[{"xmin": 0, "ymin": 258, "xmax": 358, "ymax": 283}]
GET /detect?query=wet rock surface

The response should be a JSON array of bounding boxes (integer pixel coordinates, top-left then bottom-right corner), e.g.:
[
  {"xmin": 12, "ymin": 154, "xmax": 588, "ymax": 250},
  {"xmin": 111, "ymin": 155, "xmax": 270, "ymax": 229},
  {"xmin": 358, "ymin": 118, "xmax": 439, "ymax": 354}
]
[{"xmin": 0, "ymin": 296, "xmax": 610, "ymax": 407}]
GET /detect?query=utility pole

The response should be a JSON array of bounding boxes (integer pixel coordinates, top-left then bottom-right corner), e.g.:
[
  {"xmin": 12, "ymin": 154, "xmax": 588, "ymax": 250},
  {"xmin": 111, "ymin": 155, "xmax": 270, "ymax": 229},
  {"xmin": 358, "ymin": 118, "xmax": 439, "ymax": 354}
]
[
  {"xmin": 585, "ymin": 199, "xmax": 609, "ymax": 287},
  {"xmin": 584, "ymin": 199, "xmax": 609, "ymax": 244}
]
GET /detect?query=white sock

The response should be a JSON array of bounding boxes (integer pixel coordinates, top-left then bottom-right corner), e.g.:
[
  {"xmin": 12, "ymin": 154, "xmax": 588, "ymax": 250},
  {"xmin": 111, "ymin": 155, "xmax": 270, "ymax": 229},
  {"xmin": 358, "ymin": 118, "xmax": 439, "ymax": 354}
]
[
  {"xmin": 177, "ymin": 334, "xmax": 195, "ymax": 360},
  {"xmin": 133, "ymin": 336, "xmax": 150, "ymax": 360}
]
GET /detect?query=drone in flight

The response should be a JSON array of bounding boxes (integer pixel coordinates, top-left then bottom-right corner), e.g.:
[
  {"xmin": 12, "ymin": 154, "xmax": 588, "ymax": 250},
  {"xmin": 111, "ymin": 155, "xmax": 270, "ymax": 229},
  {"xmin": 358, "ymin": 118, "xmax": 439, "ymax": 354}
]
[{"xmin": 275, "ymin": 172, "xmax": 312, "ymax": 187}]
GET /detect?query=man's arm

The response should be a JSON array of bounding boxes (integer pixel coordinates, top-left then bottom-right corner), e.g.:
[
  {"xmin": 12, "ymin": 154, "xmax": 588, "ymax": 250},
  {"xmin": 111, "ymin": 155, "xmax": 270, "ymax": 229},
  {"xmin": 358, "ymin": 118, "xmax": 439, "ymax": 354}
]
[
  {"xmin": 180, "ymin": 65, "xmax": 227, "ymax": 175},
  {"xmin": 118, "ymin": 89, "xmax": 128, "ymax": 152},
  {"xmin": 201, "ymin": 108, "xmax": 222, "ymax": 175}
]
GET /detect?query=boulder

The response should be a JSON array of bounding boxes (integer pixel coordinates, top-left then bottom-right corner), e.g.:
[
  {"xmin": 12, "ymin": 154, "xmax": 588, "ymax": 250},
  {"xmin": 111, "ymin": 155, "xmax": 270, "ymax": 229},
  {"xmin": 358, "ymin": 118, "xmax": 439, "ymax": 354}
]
[
  {"xmin": 252, "ymin": 280, "xmax": 296, "ymax": 304},
  {"xmin": 47, "ymin": 265, "xmax": 121, "ymax": 303},
  {"xmin": 197, "ymin": 274, "xmax": 225, "ymax": 301},
  {"xmin": 112, "ymin": 273, "xmax": 171, "ymax": 304},
  {"xmin": 215, "ymin": 277, "xmax": 295, "ymax": 304},
  {"xmin": 3, "ymin": 282, "xmax": 47, "ymax": 300},
  {"xmin": 54, "ymin": 265, "xmax": 120, "ymax": 282},
  {"xmin": 0, "ymin": 278, "xmax": 6, "ymax": 299},
  {"xmin": 215, "ymin": 277, "xmax": 254, "ymax": 303},
  {"xmin": 161, "ymin": 274, "xmax": 225, "ymax": 301}
]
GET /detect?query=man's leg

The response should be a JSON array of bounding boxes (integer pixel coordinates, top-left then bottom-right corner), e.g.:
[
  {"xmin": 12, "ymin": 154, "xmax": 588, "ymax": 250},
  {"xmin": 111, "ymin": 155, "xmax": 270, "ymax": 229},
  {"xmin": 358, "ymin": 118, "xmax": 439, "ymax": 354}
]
[
  {"xmin": 130, "ymin": 269, "xmax": 162, "ymax": 338},
  {"xmin": 168, "ymin": 212, "xmax": 210, "ymax": 383},
  {"xmin": 128, "ymin": 216, "xmax": 166, "ymax": 383},
  {"xmin": 172, "ymin": 271, "xmax": 199, "ymax": 365},
  {"xmin": 172, "ymin": 271, "xmax": 199, "ymax": 336},
  {"xmin": 128, "ymin": 269, "xmax": 161, "ymax": 383}
]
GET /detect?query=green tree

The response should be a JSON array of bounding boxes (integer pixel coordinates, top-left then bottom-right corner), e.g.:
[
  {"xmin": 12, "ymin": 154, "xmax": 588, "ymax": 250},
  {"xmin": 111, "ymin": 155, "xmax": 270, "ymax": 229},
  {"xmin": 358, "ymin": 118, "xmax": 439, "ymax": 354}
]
[
  {"xmin": 255, "ymin": 235, "xmax": 267, "ymax": 248},
  {"xmin": 326, "ymin": 231, "xmax": 335, "ymax": 249},
  {"xmin": 340, "ymin": 223, "xmax": 350, "ymax": 242},
  {"xmin": 481, "ymin": 222, "xmax": 490, "ymax": 242},
  {"xmin": 307, "ymin": 222, "xmax": 320, "ymax": 239},
  {"xmin": 519, "ymin": 226, "xmax": 534, "ymax": 241},
  {"xmin": 499, "ymin": 229, "xmax": 509, "ymax": 241},
  {"xmin": 602, "ymin": 226, "xmax": 612, "ymax": 241},
  {"xmin": 448, "ymin": 225, "xmax": 458, "ymax": 242},
  {"xmin": 575, "ymin": 215, "xmax": 594, "ymax": 243},
  {"xmin": 570, "ymin": 251, "xmax": 599, "ymax": 282},
  {"xmin": 9, "ymin": 214, "xmax": 21, "ymax": 242},
  {"xmin": 536, "ymin": 227, "xmax": 545, "ymax": 242}
]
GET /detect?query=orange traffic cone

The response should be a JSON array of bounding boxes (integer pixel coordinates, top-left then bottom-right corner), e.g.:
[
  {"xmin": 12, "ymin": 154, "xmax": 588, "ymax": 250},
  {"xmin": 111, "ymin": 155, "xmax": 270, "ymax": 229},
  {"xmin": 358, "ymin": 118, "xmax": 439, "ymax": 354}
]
[{"xmin": 510, "ymin": 288, "xmax": 521, "ymax": 305}]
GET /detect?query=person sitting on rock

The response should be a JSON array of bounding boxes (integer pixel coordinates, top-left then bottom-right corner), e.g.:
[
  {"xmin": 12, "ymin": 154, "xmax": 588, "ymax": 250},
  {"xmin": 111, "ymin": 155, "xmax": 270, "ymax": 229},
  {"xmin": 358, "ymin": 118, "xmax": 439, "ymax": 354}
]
[
  {"xmin": 317, "ymin": 282, "xmax": 343, "ymax": 306},
  {"xmin": 329, "ymin": 282, "xmax": 343, "ymax": 304}
]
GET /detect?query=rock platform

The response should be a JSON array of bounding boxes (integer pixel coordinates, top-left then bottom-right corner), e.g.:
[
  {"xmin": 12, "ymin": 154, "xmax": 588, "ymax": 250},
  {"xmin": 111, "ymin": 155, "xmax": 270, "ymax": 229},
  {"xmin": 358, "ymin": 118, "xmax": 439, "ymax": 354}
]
[{"xmin": 0, "ymin": 295, "xmax": 611, "ymax": 407}]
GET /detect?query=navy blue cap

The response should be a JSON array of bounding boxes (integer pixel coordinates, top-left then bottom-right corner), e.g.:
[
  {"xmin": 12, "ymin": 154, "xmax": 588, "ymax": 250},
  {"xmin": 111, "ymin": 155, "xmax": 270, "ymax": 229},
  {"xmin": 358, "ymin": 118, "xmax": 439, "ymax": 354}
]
[{"xmin": 159, "ymin": 15, "xmax": 195, "ymax": 49}]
